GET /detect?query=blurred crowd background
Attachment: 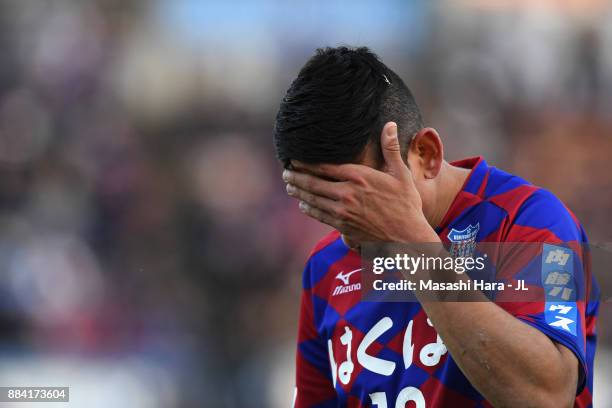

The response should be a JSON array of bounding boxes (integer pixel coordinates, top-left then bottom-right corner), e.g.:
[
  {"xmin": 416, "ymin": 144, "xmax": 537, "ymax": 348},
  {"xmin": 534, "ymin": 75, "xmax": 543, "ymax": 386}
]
[{"xmin": 0, "ymin": 0, "xmax": 611, "ymax": 407}]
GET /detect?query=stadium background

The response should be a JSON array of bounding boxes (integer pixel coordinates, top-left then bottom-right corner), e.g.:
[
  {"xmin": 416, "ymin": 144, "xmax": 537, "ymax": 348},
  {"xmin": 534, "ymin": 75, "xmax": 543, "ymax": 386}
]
[{"xmin": 0, "ymin": 0, "xmax": 610, "ymax": 407}]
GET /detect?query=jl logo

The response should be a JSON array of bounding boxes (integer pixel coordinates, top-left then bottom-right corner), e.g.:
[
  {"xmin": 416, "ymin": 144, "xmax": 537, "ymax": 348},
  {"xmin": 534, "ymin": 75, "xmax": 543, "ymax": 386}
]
[{"xmin": 447, "ymin": 223, "xmax": 480, "ymax": 257}]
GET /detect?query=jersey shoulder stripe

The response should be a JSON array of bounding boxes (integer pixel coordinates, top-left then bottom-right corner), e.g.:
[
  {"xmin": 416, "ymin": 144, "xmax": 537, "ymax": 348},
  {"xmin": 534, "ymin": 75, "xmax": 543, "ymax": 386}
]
[
  {"xmin": 303, "ymin": 231, "xmax": 346, "ymax": 290},
  {"xmin": 308, "ymin": 230, "xmax": 342, "ymax": 258}
]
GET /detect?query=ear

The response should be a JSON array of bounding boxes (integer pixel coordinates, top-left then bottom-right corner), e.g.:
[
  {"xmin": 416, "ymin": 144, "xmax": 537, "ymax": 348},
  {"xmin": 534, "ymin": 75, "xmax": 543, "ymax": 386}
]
[{"xmin": 408, "ymin": 128, "xmax": 443, "ymax": 179}]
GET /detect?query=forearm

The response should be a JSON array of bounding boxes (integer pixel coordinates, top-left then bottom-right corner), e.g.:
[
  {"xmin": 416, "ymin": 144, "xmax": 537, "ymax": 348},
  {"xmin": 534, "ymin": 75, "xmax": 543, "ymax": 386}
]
[
  {"xmin": 418, "ymin": 300, "xmax": 577, "ymax": 407},
  {"xmin": 401, "ymin": 228, "xmax": 576, "ymax": 407}
]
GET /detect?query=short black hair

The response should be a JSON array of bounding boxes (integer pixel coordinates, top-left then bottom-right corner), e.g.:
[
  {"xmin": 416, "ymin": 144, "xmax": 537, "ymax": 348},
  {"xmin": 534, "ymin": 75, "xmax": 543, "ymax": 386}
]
[{"xmin": 274, "ymin": 46, "xmax": 423, "ymax": 167}]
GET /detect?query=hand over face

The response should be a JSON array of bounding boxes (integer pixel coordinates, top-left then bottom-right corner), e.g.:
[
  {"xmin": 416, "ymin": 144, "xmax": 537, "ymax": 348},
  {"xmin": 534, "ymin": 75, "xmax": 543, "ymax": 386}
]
[{"xmin": 282, "ymin": 122, "xmax": 439, "ymax": 247}]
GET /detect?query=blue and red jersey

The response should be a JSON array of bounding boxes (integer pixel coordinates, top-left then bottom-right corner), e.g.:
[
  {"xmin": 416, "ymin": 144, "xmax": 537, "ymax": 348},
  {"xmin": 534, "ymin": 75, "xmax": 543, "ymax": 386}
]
[{"xmin": 294, "ymin": 157, "xmax": 598, "ymax": 407}]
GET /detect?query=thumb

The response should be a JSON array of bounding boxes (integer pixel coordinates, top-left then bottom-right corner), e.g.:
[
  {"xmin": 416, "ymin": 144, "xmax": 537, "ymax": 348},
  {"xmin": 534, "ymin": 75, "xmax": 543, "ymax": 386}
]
[{"xmin": 381, "ymin": 122, "xmax": 407, "ymax": 178}]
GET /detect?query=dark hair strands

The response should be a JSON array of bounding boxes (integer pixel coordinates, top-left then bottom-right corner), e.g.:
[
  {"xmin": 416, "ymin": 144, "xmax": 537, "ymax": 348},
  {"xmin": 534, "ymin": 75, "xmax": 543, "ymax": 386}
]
[{"xmin": 274, "ymin": 46, "xmax": 423, "ymax": 167}]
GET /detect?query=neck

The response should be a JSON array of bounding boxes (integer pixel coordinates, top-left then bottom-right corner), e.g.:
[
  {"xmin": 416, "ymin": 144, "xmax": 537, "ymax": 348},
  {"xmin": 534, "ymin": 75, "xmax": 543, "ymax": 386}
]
[{"xmin": 427, "ymin": 161, "xmax": 471, "ymax": 229}]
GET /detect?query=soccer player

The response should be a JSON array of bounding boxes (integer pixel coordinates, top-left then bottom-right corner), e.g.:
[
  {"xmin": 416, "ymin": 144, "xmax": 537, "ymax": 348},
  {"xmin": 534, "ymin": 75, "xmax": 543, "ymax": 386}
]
[{"xmin": 274, "ymin": 47, "xmax": 598, "ymax": 407}]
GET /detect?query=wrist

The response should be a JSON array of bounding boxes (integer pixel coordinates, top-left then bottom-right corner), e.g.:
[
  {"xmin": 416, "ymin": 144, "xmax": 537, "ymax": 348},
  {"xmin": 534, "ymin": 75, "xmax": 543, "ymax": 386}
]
[{"xmin": 396, "ymin": 220, "xmax": 440, "ymax": 244}]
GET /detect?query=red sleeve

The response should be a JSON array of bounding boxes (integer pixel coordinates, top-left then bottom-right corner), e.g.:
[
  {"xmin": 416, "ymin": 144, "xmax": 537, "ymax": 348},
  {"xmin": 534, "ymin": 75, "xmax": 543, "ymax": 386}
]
[{"xmin": 294, "ymin": 262, "xmax": 338, "ymax": 408}]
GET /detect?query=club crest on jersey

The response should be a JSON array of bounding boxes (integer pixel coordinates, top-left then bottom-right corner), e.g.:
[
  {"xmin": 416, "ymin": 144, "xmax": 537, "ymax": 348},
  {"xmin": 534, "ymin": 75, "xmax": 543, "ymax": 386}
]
[
  {"xmin": 447, "ymin": 223, "xmax": 479, "ymax": 257},
  {"xmin": 332, "ymin": 268, "xmax": 362, "ymax": 296}
]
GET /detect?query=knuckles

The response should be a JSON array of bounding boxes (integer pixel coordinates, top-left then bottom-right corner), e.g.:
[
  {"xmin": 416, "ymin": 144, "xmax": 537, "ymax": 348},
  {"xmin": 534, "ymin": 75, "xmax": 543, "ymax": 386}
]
[
  {"xmin": 351, "ymin": 175, "xmax": 367, "ymax": 187},
  {"xmin": 339, "ymin": 190, "xmax": 355, "ymax": 205},
  {"xmin": 334, "ymin": 208, "xmax": 349, "ymax": 222},
  {"xmin": 305, "ymin": 191, "xmax": 316, "ymax": 205},
  {"xmin": 302, "ymin": 177, "xmax": 313, "ymax": 190}
]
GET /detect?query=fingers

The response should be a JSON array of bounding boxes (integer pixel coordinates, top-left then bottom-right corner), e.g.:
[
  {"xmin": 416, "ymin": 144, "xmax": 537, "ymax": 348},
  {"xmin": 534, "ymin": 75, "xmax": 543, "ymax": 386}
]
[
  {"xmin": 298, "ymin": 200, "xmax": 359, "ymax": 250},
  {"xmin": 286, "ymin": 183, "xmax": 341, "ymax": 216},
  {"xmin": 297, "ymin": 201, "xmax": 342, "ymax": 230},
  {"xmin": 290, "ymin": 160, "xmax": 363, "ymax": 182},
  {"xmin": 380, "ymin": 122, "xmax": 408, "ymax": 179},
  {"xmin": 283, "ymin": 169, "xmax": 345, "ymax": 200}
]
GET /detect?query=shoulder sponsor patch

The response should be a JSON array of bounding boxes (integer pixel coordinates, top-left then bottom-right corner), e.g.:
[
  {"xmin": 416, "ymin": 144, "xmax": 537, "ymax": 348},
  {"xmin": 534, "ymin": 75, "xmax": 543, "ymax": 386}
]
[{"xmin": 542, "ymin": 243, "xmax": 577, "ymax": 335}]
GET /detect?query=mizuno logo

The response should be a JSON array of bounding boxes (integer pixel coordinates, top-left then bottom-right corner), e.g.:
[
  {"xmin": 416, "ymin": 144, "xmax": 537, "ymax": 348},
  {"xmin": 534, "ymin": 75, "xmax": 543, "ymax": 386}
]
[
  {"xmin": 332, "ymin": 268, "xmax": 362, "ymax": 296},
  {"xmin": 336, "ymin": 268, "xmax": 362, "ymax": 285}
]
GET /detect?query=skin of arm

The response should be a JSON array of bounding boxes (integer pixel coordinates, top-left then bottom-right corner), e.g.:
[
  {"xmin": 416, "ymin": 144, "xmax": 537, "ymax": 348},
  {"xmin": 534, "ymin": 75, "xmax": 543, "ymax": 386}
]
[
  {"xmin": 282, "ymin": 123, "xmax": 578, "ymax": 407},
  {"xmin": 417, "ymin": 296, "xmax": 578, "ymax": 408}
]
